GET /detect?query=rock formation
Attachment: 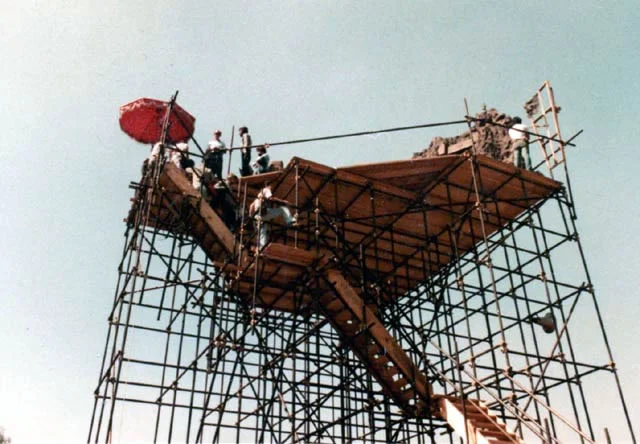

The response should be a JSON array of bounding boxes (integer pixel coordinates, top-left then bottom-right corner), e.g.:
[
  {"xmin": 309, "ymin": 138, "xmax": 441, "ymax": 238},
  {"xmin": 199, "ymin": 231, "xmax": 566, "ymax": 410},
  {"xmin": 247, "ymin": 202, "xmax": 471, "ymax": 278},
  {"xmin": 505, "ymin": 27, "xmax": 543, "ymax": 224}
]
[{"xmin": 413, "ymin": 108, "xmax": 518, "ymax": 163}]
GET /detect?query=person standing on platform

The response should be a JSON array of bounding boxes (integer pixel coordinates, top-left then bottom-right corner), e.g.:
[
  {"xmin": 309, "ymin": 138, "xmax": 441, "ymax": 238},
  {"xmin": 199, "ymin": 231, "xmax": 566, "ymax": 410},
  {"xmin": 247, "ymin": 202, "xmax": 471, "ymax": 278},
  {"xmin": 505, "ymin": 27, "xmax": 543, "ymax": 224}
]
[
  {"xmin": 239, "ymin": 126, "xmax": 253, "ymax": 177},
  {"xmin": 252, "ymin": 145, "xmax": 271, "ymax": 174},
  {"xmin": 205, "ymin": 129, "xmax": 226, "ymax": 179},
  {"xmin": 509, "ymin": 117, "xmax": 531, "ymax": 170}
]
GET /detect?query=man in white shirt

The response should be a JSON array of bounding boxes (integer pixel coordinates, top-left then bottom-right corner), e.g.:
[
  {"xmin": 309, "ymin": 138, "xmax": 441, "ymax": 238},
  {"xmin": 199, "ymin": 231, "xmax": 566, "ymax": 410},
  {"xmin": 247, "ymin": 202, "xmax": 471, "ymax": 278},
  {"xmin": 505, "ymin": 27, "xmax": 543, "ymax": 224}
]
[
  {"xmin": 141, "ymin": 142, "xmax": 166, "ymax": 178},
  {"xmin": 509, "ymin": 117, "xmax": 531, "ymax": 170},
  {"xmin": 205, "ymin": 130, "xmax": 226, "ymax": 179}
]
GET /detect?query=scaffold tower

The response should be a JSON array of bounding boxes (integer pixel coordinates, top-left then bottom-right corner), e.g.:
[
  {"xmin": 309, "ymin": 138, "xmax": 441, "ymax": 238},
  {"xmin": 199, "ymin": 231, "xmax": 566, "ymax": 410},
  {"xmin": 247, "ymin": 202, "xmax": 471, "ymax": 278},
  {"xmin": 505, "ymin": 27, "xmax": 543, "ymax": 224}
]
[{"xmin": 88, "ymin": 84, "xmax": 635, "ymax": 444}]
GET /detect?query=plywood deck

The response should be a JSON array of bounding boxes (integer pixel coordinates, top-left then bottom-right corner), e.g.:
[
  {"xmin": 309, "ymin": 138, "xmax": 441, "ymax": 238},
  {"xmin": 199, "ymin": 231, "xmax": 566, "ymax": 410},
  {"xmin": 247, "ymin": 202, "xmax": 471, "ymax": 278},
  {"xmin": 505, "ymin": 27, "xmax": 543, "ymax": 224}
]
[
  {"xmin": 231, "ymin": 153, "xmax": 561, "ymax": 303},
  {"xmin": 131, "ymin": 154, "xmax": 561, "ymax": 308}
]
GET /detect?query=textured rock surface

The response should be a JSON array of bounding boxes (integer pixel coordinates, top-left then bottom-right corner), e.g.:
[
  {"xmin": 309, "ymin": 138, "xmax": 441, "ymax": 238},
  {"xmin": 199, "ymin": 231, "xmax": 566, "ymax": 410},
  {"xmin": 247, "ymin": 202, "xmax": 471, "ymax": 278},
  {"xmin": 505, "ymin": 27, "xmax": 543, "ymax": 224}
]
[{"xmin": 413, "ymin": 108, "xmax": 517, "ymax": 163}]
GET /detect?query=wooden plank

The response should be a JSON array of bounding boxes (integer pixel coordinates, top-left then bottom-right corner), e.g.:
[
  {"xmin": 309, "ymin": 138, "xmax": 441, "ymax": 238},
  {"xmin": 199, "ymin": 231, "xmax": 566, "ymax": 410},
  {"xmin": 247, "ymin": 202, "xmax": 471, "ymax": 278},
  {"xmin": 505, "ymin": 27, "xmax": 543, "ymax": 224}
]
[
  {"xmin": 476, "ymin": 154, "xmax": 561, "ymax": 191},
  {"xmin": 279, "ymin": 157, "xmax": 423, "ymax": 209},
  {"xmin": 262, "ymin": 243, "xmax": 323, "ymax": 267},
  {"xmin": 235, "ymin": 282, "xmax": 312, "ymax": 313},
  {"xmin": 340, "ymin": 156, "xmax": 459, "ymax": 182},
  {"xmin": 239, "ymin": 262, "xmax": 308, "ymax": 286},
  {"xmin": 290, "ymin": 157, "xmax": 335, "ymax": 176},
  {"xmin": 325, "ymin": 269, "xmax": 432, "ymax": 398},
  {"xmin": 334, "ymin": 169, "xmax": 417, "ymax": 202},
  {"xmin": 236, "ymin": 170, "xmax": 284, "ymax": 187}
]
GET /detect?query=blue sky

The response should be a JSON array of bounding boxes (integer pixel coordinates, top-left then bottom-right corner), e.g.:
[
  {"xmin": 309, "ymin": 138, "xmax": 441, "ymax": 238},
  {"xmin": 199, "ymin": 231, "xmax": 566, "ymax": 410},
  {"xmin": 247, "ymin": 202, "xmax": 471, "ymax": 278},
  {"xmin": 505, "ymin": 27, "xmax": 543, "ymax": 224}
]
[{"xmin": 1, "ymin": 1, "xmax": 638, "ymax": 442}]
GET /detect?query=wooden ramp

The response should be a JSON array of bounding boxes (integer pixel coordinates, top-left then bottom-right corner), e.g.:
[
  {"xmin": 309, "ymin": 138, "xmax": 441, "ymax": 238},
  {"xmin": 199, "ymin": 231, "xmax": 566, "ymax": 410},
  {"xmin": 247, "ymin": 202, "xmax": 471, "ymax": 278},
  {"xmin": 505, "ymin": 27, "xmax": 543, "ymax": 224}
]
[
  {"xmin": 438, "ymin": 397, "xmax": 522, "ymax": 444},
  {"xmin": 232, "ymin": 243, "xmax": 436, "ymax": 416},
  {"xmin": 321, "ymin": 269, "xmax": 432, "ymax": 417}
]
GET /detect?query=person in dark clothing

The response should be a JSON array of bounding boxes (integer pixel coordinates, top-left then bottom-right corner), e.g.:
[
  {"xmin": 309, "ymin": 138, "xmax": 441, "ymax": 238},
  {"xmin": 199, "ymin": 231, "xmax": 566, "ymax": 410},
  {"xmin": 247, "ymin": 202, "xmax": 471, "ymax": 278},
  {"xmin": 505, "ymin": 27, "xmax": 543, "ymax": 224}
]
[
  {"xmin": 204, "ymin": 129, "xmax": 226, "ymax": 179},
  {"xmin": 180, "ymin": 156, "xmax": 195, "ymax": 169},
  {"xmin": 214, "ymin": 180, "xmax": 238, "ymax": 233},
  {"xmin": 252, "ymin": 145, "xmax": 271, "ymax": 174},
  {"xmin": 201, "ymin": 172, "xmax": 238, "ymax": 232},
  {"xmin": 238, "ymin": 126, "xmax": 253, "ymax": 177}
]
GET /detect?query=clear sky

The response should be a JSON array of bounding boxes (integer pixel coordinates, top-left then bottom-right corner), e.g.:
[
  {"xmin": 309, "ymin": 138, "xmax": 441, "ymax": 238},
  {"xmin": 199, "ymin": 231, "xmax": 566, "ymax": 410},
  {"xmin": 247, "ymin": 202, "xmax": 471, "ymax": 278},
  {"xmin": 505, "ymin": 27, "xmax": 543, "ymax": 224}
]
[{"xmin": 1, "ymin": 1, "xmax": 638, "ymax": 442}]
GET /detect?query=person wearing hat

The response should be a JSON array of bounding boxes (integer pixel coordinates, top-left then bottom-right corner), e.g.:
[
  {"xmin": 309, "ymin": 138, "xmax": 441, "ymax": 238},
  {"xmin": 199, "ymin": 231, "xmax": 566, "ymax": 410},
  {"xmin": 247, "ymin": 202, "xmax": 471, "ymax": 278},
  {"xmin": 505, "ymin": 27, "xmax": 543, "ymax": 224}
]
[
  {"xmin": 238, "ymin": 126, "xmax": 253, "ymax": 177},
  {"xmin": 205, "ymin": 129, "xmax": 226, "ymax": 179}
]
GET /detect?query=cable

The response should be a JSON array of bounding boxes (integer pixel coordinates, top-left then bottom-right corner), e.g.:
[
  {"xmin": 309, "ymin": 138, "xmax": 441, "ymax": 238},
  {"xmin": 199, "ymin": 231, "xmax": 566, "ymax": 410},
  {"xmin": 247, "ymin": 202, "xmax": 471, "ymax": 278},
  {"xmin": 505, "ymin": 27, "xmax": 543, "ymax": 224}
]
[
  {"xmin": 465, "ymin": 115, "xmax": 576, "ymax": 147},
  {"xmin": 219, "ymin": 119, "xmax": 468, "ymax": 153}
]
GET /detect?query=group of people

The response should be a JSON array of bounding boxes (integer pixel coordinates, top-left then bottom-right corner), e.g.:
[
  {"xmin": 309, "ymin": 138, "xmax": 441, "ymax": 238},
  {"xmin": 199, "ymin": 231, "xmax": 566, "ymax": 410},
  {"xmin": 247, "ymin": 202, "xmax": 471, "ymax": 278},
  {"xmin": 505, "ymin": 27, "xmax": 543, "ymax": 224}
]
[
  {"xmin": 205, "ymin": 126, "xmax": 272, "ymax": 178},
  {"xmin": 144, "ymin": 127, "xmax": 294, "ymax": 250},
  {"xmin": 146, "ymin": 126, "xmax": 273, "ymax": 182},
  {"xmin": 141, "ymin": 117, "xmax": 533, "ymax": 249}
]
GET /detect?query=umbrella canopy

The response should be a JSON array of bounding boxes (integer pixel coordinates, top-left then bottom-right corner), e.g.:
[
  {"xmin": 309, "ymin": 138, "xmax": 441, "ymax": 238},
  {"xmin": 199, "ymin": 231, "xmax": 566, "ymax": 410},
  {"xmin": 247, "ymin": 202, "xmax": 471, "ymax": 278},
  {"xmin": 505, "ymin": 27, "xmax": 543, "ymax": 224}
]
[{"xmin": 119, "ymin": 97, "xmax": 196, "ymax": 144}]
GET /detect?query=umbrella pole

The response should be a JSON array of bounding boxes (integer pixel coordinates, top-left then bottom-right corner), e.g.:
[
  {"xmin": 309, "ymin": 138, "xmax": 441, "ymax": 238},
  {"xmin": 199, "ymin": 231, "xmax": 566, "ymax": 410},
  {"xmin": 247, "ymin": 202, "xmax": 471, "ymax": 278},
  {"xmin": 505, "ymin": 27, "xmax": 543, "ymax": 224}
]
[
  {"xmin": 227, "ymin": 125, "xmax": 235, "ymax": 178},
  {"xmin": 160, "ymin": 91, "xmax": 179, "ymax": 145},
  {"xmin": 185, "ymin": 132, "xmax": 205, "ymax": 156},
  {"xmin": 162, "ymin": 91, "xmax": 204, "ymax": 157}
]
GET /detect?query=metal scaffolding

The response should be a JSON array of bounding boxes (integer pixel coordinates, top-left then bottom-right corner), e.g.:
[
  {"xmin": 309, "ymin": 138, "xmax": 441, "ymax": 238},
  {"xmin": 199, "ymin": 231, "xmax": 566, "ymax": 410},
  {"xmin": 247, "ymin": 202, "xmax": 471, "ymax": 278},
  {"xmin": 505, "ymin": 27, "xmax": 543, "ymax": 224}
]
[{"xmin": 88, "ymin": 92, "xmax": 635, "ymax": 444}]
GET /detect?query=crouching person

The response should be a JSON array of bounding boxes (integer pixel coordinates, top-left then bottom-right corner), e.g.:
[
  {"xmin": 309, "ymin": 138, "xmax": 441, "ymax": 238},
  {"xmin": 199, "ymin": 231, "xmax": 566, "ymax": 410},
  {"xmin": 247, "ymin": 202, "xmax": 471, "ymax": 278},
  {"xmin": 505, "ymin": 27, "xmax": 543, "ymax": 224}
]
[
  {"xmin": 249, "ymin": 185, "xmax": 296, "ymax": 249},
  {"xmin": 252, "ymin": 145, "xmax": 270, "ymax": 174}
]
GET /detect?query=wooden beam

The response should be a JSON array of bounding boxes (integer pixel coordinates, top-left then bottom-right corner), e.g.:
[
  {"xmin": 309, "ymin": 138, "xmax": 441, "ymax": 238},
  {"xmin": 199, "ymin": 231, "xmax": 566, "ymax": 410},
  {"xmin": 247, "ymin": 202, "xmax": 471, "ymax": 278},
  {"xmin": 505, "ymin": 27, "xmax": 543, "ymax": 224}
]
[{"xmin": 325, "ymin": 269, "xmax": 432, "ymax": 399}]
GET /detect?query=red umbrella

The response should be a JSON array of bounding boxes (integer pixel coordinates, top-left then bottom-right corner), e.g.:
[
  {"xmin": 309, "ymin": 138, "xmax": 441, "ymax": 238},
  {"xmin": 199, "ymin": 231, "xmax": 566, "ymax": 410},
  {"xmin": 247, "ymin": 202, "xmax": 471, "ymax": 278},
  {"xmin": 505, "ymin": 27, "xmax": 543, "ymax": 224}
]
[{"xmin": 119, "ymin": 97, "xmax": 196, "ymax": 144}]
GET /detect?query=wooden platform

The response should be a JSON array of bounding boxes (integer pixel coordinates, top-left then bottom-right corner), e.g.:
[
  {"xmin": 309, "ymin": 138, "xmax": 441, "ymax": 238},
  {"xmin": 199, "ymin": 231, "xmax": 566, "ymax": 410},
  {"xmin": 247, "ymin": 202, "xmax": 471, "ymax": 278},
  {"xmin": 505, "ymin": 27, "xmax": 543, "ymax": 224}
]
[
  {"xmin": 132, "ymin": 155, "xmax": 561, "ymax": 308},
  {"xmin": 228, "ymin": 242, "xmax": 324, "ymax": 313},
  {"xmin": 232, "ymin": 154, "xmax": 562, "ymax": 303}
]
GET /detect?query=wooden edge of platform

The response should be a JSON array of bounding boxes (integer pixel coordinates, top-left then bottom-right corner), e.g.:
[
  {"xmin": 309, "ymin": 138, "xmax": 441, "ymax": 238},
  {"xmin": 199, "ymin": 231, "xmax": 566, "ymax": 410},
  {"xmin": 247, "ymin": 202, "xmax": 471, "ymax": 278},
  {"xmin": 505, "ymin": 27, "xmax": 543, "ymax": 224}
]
[
  {"xmin": 339, "ymin": 155, "xmax": 461, "ymax": 180},
  {"xmin": 283, "ymin": 157, "xmax": 419, "ymax": 203},
  {"xmin": 262, "ymin": 243, "xmax": 324, "ymax": 267},
  {"xmin": 474, "ymin": 155, "xmax": 562, "ymax": 191},
  {"xmin": 236, "ymin": 170, "xmax": 284, "ymax": 187}
]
